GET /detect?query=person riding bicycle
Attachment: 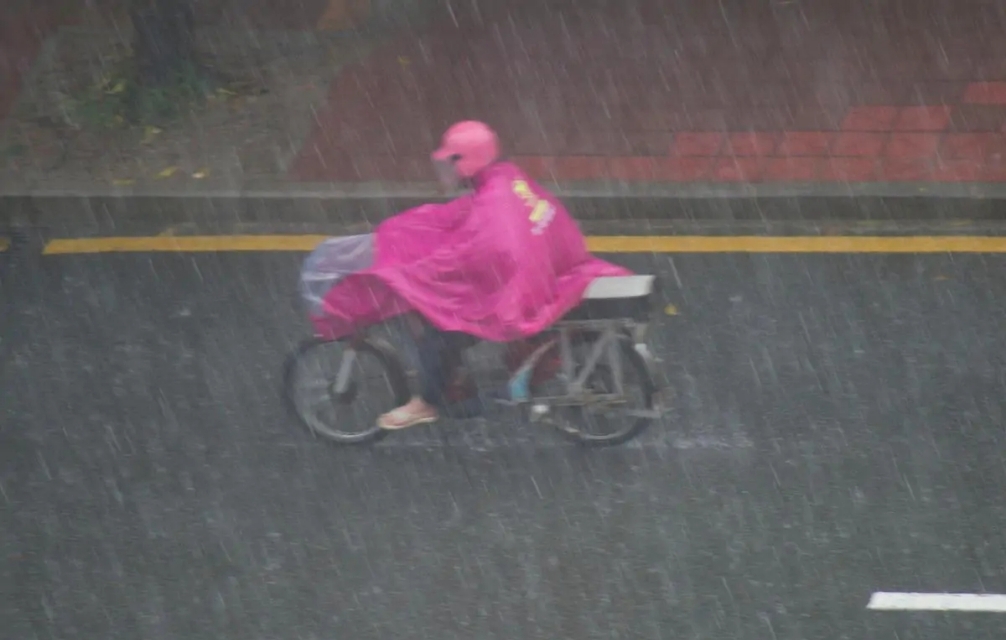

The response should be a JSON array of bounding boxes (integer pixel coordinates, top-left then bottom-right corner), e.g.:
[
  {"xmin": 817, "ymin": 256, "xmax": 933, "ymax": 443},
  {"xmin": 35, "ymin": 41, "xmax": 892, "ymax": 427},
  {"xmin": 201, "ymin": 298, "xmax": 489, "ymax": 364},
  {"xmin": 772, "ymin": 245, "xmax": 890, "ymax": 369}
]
[{"xmin": 370, "ymin": 120, "xmax": 630, "ymax": 430}]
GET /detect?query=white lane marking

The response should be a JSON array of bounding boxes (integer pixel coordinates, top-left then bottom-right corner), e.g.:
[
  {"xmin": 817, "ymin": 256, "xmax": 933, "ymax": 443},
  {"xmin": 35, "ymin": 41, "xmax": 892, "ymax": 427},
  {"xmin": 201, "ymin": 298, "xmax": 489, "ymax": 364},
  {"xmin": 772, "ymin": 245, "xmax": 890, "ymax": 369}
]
[{"xmin": 868, "ymin": 592, "xmax": 1006, "ymax": 612}]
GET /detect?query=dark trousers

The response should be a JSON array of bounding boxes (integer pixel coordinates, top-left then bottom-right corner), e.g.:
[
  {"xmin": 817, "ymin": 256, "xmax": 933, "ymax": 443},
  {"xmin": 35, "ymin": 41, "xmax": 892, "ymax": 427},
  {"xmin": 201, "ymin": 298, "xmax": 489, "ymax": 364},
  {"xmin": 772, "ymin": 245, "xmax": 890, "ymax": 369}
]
[{"xmin": 415, "ymin": 325, "xmax": 477, "ymax": 407}]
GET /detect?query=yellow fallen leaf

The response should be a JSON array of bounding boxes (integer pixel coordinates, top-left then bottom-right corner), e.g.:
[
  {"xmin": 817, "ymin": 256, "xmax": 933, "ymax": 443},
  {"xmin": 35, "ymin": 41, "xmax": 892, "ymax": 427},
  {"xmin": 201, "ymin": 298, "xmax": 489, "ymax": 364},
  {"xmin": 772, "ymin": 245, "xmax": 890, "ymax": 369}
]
[
  {"xmin": 398, "ymin": 56, "xmax": 411, "ymax": 66},
  {"xmin": 664, "ymin": 304, "xmax": 679, "ymax": 316},
  {"xmin": 143, "ymin": 125, "xmax": 161, "ymax": 139},
  {"xmin": 192, "ymin": 168, "xmax": 209, "ymax": 179},
  {"xmin": 111, "ymin": 178, "xmax": 135, "ymax": 186},
  {"xmin": 106, "ymin": 79, "xmax": 126, "ymax": 95},
  {"xmin": 217, "ymin": 87, "xmax": 236, "ymax": 97},
  {"xmin": 157, "ymin": 166, "xmax": 178, "ymax": 178}
]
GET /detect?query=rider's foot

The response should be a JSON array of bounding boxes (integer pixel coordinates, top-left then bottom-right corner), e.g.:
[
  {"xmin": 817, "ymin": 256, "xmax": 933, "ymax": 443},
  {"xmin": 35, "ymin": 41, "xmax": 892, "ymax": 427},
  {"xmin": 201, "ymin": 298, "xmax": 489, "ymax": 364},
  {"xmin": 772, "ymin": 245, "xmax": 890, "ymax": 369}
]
[{"xmin": 377, "ymin": 397, "xmax": 439, "ymax": 430}]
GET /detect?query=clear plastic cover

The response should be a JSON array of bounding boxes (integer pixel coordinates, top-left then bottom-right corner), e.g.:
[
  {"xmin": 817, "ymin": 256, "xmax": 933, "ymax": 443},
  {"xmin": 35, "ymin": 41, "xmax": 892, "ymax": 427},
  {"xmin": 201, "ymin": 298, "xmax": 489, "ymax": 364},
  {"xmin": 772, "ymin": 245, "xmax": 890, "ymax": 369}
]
[{"xmin": 299, "ymin": 234, "xmax": 375, "ymax": 316}]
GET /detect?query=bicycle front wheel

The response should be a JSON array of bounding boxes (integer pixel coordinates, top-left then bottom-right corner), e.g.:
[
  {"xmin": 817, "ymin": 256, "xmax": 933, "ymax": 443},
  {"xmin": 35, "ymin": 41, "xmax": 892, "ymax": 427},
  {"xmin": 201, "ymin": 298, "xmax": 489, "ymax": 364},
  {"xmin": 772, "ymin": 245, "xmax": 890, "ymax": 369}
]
[{"xmin": 283, "ymin": 336, "xmax": 410, "ymax": 444}]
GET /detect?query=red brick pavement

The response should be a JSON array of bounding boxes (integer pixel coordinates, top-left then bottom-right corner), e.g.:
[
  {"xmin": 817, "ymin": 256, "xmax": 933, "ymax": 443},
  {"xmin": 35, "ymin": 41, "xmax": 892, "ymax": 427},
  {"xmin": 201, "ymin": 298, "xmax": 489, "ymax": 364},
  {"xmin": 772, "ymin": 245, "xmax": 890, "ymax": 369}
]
[{"xmin": 291, "ymin": 0, "xmax": 1006, "ymax": 184}]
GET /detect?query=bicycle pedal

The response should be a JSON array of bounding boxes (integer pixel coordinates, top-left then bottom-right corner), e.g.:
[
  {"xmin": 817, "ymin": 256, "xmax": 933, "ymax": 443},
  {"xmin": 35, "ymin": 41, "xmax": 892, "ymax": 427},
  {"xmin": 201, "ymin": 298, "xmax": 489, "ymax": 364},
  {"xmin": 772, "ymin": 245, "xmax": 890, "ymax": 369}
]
[{"xmin": 444, "ymin": 397, "xmax": 486, "ymax": 419}]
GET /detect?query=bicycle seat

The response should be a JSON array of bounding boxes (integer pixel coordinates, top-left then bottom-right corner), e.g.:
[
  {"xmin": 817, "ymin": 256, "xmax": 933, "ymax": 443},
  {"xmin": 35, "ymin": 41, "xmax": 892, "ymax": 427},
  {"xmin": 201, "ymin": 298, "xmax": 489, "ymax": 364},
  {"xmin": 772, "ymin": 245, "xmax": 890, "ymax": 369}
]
[{"xmin": 564, "ymin": 275, "xmax": 658, "ymax": 322}]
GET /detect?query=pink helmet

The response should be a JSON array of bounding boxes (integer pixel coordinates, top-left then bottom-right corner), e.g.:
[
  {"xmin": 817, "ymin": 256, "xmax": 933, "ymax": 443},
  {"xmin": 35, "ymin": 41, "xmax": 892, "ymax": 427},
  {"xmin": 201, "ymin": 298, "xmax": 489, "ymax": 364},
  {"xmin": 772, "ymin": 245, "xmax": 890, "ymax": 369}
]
[{"xmin": 431, "ymin": 121, "xmax": 500, "ymax": 178}]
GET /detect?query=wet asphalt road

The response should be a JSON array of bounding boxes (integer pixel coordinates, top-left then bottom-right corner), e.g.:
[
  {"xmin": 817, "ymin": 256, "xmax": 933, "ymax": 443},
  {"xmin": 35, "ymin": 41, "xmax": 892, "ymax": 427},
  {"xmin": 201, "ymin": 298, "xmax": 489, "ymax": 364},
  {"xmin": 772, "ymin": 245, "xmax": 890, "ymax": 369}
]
[{"xmin": 1, "ymin": 246, "xmax": 1005, "ymax": 639}]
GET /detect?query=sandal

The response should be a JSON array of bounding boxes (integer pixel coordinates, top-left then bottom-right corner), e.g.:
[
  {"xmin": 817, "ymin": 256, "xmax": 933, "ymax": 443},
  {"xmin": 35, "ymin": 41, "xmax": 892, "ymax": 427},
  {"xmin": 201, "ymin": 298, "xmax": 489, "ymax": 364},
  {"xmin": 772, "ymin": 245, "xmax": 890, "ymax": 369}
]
[{"xmin": 377, "ymin": 405, "xmax": 439, "ymax": 430}]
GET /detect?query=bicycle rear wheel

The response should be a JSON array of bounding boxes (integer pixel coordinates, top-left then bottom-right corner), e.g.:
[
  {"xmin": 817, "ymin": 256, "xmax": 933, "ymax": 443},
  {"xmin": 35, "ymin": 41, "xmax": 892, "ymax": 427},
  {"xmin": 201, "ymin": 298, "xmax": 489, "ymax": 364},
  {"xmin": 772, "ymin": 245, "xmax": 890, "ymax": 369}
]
[
  {"xmin": 284, "ymin": 336, "xmax": 410, "ymax": 444},
  {"xmin": 539, "ymin": 332, "xmax": 659, "ymax": 447}
]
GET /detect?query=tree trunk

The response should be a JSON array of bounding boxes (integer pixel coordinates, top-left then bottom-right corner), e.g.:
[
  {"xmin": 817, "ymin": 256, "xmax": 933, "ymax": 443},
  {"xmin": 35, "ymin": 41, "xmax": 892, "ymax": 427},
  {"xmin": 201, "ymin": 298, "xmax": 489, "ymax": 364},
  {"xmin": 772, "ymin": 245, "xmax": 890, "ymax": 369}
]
[{"xmin": 130, "ymin": 0, "xmax": 196, "ymax": 86}]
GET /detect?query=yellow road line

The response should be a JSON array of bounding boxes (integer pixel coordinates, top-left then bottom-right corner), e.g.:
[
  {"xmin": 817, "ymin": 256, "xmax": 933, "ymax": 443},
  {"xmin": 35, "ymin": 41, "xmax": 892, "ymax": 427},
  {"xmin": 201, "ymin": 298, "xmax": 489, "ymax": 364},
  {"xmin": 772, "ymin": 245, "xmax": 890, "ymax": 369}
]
[
  {"xmin": 40, "ymin": 234, "xmax": 1006, "ymax": 255},
  {"xmin": 586, "ymin": 235, "xmax": 1006, "ymax": 253},
  {"xmin": 44, "ymin": 235, "xmax": 330, "ymax": 254}
]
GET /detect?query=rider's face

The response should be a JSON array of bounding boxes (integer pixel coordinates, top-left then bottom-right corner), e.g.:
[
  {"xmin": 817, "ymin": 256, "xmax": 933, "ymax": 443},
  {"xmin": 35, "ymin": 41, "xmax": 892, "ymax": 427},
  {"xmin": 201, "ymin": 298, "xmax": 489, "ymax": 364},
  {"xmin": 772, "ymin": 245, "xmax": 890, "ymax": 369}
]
[{"xmin": 433, "ymin": 157, "xmax": 462, "ymax": 192}]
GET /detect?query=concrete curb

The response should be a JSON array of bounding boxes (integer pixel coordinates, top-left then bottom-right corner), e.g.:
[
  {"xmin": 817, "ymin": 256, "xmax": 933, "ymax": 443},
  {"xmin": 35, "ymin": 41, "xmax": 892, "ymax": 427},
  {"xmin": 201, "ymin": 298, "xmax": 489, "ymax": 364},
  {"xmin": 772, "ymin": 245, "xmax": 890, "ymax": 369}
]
[
  {"xmin": 8, "ymin": 179, "xmax": 1006, "ymax": 198},
  {"xmin": 3, "ymin": 182, "xmax": 1006, "ymax": 237}
]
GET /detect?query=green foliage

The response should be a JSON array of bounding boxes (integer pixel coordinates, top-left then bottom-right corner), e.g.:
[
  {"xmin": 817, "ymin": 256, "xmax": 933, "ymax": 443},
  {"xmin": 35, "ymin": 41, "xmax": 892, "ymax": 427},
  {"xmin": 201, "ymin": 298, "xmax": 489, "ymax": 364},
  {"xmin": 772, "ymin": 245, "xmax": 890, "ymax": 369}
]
[
  {"xmin": 70, "ymin": 58, "xmax": 212, "ymax": 129},
  {"xmin": 2, "ymin": 142, "xmax": 28, "ymax": 159}
]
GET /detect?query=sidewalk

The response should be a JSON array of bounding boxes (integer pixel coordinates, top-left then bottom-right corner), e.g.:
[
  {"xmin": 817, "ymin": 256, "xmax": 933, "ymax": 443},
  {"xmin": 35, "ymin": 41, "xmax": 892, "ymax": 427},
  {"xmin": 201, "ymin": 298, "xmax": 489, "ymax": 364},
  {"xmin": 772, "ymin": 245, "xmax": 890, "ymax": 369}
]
[
  {"xmin": 293, "ymin": 0, "xmax": 1006, "ymax": 184},
  {"xmin": 5, "ymin": 0, "xmax": 1006, "ymax": 202}
]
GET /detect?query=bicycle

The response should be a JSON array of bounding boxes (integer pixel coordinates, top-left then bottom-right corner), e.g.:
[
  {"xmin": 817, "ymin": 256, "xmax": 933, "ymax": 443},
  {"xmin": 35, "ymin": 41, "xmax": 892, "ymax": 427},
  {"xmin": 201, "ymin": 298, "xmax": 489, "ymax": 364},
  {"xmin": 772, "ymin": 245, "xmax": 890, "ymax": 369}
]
[{"xmin": 284, "ymin": 274, "xmax": 664, "ymax": 446}]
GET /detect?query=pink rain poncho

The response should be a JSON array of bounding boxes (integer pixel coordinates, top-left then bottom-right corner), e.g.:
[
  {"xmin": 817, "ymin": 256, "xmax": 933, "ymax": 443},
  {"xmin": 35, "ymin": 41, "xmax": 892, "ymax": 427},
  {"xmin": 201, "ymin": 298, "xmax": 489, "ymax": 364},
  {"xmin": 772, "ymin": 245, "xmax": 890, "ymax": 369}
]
[{"xmin": 304, "ymin": 162, "xmax": 631, "ymax": 341}]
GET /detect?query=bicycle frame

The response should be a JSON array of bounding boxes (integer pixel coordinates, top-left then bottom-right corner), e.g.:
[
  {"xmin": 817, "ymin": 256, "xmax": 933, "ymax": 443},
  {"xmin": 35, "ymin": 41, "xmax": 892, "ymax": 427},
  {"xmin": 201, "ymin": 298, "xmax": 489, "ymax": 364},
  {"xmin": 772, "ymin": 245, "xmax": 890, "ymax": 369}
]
[
  {"xmin": 510, "ymin": 318, "xmax": 649, "ymax": 408},
  {"xmin": 332, "ymin": 317, "xmax": 657, "ymax": 410}
]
